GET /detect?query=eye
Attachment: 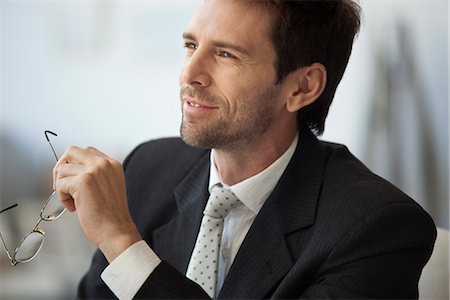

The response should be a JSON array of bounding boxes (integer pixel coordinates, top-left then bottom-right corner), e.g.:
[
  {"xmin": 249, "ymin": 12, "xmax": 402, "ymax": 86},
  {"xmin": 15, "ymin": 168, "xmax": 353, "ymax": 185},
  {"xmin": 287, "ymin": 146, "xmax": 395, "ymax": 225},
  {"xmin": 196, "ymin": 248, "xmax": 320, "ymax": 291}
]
[
  {"xmin": 183, "ymin": 42, "xmax": 197, "ymax": 50},
  {"xmin": 218, "ymin": 50, "xmax": 236, "ymax": 59}
]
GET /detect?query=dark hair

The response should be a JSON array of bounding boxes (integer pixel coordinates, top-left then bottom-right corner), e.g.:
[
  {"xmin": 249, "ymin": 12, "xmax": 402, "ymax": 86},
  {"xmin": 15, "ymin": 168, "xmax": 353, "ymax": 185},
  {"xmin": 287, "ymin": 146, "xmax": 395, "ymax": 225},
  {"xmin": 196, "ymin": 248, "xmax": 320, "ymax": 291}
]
[{"xmin": 264, "ymin": 0, "xmax": 361, "ymax": 135}]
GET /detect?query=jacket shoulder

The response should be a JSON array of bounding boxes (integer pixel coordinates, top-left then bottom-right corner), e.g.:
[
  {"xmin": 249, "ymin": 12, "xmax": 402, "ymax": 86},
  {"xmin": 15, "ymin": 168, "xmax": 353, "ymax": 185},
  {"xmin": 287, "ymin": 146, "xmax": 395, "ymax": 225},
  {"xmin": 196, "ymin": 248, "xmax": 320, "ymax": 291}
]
[
  {"xmin": 317, "ymin": 140, "xmax": 435, "ymax": 231},
  {"xmin": 320, "ymin": 141, "xmax": 412, "ymax": 204}
]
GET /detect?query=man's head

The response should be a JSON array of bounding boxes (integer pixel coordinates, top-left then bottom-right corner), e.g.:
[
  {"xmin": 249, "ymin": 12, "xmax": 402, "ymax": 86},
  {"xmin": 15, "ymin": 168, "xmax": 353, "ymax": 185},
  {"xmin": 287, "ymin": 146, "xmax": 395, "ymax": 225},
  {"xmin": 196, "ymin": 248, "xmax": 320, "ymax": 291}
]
[{"xmin": 179, "ymin": 0, "xmax": 361, "ymax": 149}]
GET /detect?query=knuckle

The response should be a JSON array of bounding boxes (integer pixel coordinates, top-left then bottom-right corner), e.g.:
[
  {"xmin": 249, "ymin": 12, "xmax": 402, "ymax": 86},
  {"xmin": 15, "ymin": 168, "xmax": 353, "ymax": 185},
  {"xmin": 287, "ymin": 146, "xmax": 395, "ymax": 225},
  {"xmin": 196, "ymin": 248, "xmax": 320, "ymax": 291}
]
[
  {"xmin": 96, "ymin": 157, "xmax": 110, "ymax": 169},
  {"xmin": 80, "ymin": 172, "xmax": 95, "ymax": 185},
  {"xmin": 110, "ymin": 160, "xmax": 122, "ymax": 169},
  {"xmin": 56, "ymin": 164, "xmax": 66, "ymax": 176},
  {"xmin": 67, "ymin": 145, "xmax": 78, "ymax": 152},
  {"xmin": 55, "ymin": 177, "xmax": 65, "ymax": 191},
  {"xmin": 61, "ymin": 145, "xmax": 77, "ymax": 161},
  {"xmin": 53, "ymin": 163, "xmax": 64, "ymax": 178},
  {"xmin": 86, "ymin": 163, "xmax": 99, "ymax": 176}
]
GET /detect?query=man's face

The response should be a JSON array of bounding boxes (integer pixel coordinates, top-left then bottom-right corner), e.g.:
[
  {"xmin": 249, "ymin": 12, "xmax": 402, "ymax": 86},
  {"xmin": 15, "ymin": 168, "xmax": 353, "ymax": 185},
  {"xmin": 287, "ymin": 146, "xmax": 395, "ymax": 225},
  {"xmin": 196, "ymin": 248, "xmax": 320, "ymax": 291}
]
[{"xmin": 179, "ymin": 0, "xmax": 285, "ymax": 150}]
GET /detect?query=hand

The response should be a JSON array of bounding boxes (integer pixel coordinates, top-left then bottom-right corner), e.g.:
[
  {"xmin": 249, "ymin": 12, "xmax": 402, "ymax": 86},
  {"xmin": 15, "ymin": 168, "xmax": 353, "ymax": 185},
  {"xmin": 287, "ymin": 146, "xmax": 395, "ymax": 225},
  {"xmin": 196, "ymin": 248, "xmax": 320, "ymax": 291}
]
[{"xmin": 53, "ymin": 146, "xmax": 142, "ymax": 262}]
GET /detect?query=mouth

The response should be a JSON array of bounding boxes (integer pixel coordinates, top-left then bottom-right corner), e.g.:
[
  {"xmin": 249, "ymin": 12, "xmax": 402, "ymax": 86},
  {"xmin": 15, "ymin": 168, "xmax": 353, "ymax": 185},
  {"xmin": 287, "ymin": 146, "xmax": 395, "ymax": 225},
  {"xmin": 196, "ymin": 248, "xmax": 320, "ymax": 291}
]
[
  {"xmin": 184, "ymin": 97, "xmax": 217, "ymax": 110},
  {"xmin": 187, "ymin": 100, "xmax": 206, "ymax": 108},
  {"xmin": 182, "ymin": 97, "xmax": 219, "ymax": 119}
]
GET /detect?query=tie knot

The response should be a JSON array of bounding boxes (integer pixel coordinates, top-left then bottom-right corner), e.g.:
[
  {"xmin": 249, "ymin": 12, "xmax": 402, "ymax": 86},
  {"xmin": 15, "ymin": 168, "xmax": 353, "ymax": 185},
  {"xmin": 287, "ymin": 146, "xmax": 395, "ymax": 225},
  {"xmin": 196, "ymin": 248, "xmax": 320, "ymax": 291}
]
[{"xmin": 204, "ymin": 185, "xmax": 240, "ymax": 219}]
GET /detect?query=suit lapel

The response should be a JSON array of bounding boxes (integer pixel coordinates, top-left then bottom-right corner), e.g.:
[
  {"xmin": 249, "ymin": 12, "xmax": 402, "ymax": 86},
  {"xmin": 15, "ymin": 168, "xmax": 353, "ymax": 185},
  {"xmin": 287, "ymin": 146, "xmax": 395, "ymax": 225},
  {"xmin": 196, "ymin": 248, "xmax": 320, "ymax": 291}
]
[
  {"xmin": 219, "ymin": 130, "xmax": 329, "ymax": 299},
  {"xmin": 218, "ymin": 199, "xmax": 293, "ymax": 299},
  {"xmin": 152, "ymin": 151, "xmax": 210, "ymax": 274}
]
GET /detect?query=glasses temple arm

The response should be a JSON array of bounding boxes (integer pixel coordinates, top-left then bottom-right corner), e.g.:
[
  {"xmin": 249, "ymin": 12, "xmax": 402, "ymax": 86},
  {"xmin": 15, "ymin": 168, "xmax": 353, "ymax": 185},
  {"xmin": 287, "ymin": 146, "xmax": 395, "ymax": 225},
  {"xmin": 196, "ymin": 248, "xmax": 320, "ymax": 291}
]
[
  {"xmin": 0, "ymin": 203, "xmax": 18, "ymax": 214},
  {"xmin": 0, "ymin": 203, "xmax": 19, "ymax": 264},
  {"xmin": 44, "ymin": 130, "xmax": 59, "ymax": 162},
  {"xmin": 0, "ymin": 230, "xmax": 14, "ymax": 261}
]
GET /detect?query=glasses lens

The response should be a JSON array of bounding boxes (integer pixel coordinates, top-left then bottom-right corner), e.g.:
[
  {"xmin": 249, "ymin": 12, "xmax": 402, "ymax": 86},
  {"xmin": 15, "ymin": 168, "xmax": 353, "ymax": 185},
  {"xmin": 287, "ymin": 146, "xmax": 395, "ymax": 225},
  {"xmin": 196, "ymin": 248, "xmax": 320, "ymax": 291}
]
[
  {"xmin": 41, "ymin": 191, "xmax": 66, "ymax": 221},
  {"xmin": 14, "ymin": 231, "xmax": 44, "ymax": 263}
]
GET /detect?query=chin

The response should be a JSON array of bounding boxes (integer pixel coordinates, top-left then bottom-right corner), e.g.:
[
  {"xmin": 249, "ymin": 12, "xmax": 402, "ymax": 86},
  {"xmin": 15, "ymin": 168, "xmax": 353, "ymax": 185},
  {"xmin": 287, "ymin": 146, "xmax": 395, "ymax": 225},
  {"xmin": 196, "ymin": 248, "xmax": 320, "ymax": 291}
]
[
  {"xmin": 180, "ymin": 126, "xmax": 213, "ymax": 149},
  {"xmin": 180, "ymin": 119, "xmax": 230, "ymax": 149}
]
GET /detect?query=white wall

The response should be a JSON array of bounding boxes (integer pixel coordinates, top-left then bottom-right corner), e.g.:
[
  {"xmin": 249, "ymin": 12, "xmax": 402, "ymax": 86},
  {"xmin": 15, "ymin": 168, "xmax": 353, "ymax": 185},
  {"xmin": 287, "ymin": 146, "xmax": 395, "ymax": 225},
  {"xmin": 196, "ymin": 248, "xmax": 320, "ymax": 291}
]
[
  {"xmin": 323, "ymin": 0, "xmax": 448, "ymax": 228},
  {"xmin": 1, "ymin": 2, "xmax": 195, "ymax": 163}
]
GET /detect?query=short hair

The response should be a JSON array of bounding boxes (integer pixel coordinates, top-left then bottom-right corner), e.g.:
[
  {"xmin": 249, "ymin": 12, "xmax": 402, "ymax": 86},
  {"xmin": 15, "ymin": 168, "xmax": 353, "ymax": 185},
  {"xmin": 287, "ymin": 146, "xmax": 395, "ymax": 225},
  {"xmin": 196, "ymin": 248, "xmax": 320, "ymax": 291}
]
[{"xmin": 264, "ymin": 0, "xmax": 361, "ymax": 135}]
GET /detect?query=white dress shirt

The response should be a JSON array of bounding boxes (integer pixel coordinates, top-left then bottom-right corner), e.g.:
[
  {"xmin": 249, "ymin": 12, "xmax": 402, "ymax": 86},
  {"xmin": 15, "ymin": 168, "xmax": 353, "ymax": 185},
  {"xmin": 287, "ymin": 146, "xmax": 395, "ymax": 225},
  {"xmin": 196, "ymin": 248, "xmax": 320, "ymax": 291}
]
[{"xmin": 101, "ymin": 133, "xmax": 299, "ymax": 300}]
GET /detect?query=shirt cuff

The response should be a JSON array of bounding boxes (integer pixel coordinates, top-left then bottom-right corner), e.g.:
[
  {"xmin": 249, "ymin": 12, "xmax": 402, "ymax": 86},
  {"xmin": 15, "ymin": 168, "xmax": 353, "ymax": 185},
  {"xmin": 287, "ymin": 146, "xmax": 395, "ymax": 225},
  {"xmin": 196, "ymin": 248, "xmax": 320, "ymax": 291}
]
[{"xmin": 101, "ymin": 240, "xmax": 161, "ymax": 300}]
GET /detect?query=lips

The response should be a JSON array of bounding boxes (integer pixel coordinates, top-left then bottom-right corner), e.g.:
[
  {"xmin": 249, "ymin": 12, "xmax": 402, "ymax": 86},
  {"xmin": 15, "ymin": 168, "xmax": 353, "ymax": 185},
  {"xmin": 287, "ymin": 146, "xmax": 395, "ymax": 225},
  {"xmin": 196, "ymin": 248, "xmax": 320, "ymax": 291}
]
[
  {"xmin": 184, "ymin": 97, "xmax": 217, "ymax": 109},
  {"xmin": 187, "ymin": 100, "xmax": 206, "ymax": 108}
]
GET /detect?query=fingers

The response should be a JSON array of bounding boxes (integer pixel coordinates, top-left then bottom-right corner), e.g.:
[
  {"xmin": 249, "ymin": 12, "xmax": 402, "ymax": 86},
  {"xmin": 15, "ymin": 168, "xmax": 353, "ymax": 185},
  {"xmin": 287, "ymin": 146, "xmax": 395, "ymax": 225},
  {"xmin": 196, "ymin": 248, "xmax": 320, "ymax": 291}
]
[
  {"xmin": 59, "ymin": 145, "xmax": 100, "ymax": 165},
  {"xmin": 86, "ymin": 146, "xmax": 108, "ymax": 158},
  {"xmin": 52, "ymin": 146, "xmax": 117, "ymax": 189},
  {"xmin": 54, "ymin": 176, "xmax": 77, "ymax": 212},
  {"xmin": 61, "ymin": 195, "xmax": 76, "ymax": 212},
  {"xmin": 56, "ymin": 163, "xmax": 87, "ymax": 178},
  {"xmin": 48, "ymin": 144, "xmax": 136, "ymax": 253},
  {"xmin": 54, "ymin": 163, "xmax": 95, "ymax": 212},
  {"xmin": 52, "ymin": 145, "xmax": 124, "ymax": 209}
]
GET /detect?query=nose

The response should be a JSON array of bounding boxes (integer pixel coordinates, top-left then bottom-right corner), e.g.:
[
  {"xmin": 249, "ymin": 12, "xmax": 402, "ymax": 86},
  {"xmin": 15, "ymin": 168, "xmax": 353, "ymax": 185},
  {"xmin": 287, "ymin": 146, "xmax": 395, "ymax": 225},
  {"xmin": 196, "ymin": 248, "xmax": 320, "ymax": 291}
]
[{"xmin": 179, "ymin": 48, "xmax": 212, "ymax": 87}]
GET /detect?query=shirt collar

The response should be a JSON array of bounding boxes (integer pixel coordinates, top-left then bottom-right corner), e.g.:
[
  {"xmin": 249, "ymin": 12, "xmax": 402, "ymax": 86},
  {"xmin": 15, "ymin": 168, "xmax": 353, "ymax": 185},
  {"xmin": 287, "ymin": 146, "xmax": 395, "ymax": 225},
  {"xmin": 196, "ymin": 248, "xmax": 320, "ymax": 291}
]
[{"xmin": 208, "ymin": 133, "xmax": 299, "ymax": 214}]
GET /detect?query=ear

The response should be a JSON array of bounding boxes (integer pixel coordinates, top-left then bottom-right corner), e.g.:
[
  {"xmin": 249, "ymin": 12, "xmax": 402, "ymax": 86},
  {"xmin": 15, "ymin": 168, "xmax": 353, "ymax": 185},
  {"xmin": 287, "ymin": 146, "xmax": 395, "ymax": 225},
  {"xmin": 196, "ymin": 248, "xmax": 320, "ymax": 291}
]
[{"xmin": 285, "ymin": 63, "xmax": 327, "ymax": 113}]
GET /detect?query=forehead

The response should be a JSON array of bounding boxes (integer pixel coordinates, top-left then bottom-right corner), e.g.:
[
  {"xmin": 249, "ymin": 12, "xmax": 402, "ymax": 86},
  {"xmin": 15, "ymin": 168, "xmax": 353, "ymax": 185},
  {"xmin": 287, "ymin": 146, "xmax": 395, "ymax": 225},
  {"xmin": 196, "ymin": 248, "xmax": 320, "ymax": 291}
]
[{"xmin": 185, "ymin": 0, "xmax": 275, "ymax": 53}]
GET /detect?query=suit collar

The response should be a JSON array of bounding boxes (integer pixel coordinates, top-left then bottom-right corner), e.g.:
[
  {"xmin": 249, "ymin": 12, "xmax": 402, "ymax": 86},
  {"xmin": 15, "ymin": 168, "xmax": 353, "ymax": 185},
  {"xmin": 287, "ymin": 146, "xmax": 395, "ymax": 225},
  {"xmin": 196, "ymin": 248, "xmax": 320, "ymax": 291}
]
[{"xmin": 271, "ymin": 128, "xmax": 329, "ymax": 234}]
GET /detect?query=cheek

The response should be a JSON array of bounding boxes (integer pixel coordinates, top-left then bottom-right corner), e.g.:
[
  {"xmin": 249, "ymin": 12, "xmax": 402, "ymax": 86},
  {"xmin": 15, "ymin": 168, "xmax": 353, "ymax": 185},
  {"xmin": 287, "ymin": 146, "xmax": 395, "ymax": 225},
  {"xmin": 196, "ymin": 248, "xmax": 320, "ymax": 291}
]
[
  {"xmin": 218, "ymin": 85, "xmax": 245, "ymax": 117},
  {"xmin": 213, "ymin": 64, "xmax": 277, "ymax": 114}
]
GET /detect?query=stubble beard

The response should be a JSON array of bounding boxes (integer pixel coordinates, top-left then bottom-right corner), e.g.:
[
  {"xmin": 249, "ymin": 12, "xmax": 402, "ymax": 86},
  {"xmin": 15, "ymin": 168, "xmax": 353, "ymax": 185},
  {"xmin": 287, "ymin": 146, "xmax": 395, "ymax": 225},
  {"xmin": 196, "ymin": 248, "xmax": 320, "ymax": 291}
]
[{"xmin": 180, "ymin": 85, "xmax": 280, "ymax": 150}]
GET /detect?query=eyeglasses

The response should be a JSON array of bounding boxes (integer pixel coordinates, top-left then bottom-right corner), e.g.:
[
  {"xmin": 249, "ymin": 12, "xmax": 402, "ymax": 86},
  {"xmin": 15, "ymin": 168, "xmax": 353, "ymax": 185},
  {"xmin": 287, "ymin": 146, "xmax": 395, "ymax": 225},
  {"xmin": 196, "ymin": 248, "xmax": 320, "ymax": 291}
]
[{"xmin": 0, "ymin": 130, "xmax": 66, "ymax": 266}]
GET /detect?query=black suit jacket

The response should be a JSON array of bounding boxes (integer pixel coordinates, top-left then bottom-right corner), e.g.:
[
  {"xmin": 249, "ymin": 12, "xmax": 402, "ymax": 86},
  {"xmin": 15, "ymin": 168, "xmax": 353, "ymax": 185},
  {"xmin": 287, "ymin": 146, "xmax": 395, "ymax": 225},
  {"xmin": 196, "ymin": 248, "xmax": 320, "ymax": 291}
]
[{"xmin": 78, "ymin": 129, "xmax": 436, "ymax": 299}]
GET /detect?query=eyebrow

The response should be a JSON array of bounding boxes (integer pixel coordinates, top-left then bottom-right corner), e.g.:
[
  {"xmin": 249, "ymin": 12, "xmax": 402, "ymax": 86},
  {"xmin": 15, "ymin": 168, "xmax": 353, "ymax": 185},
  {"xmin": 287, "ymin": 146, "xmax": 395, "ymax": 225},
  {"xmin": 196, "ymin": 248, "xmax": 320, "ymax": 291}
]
[{"xmin": 182, "ymin": 32, "xmax": 251, "ymax": 57}]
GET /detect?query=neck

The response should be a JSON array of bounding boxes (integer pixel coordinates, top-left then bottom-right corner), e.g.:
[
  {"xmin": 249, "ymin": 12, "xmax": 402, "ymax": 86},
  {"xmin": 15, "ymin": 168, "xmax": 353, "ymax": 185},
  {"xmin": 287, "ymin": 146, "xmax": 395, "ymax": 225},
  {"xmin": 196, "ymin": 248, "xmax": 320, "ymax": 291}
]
[{"xmin": 213, "ymin": 126, "xmax": 297, "ymax": 186}]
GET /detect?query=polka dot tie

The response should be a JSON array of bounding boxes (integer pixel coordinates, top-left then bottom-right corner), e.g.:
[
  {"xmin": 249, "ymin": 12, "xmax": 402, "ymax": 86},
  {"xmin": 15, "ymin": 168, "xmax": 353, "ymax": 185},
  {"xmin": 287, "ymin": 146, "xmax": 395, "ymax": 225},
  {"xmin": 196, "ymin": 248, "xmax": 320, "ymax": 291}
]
[{"xmin": 186, "ymin": 184, "xmax": 241, "ymax": 298}]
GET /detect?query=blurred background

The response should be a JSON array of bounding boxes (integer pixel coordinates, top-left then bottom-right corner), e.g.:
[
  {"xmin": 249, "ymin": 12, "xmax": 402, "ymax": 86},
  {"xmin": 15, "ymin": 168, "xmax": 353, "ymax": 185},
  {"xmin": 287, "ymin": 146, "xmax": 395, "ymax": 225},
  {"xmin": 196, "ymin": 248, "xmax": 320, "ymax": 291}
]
[{"xmin": 0, "ymin": 0, "xmax": 448, "ymax": 299}]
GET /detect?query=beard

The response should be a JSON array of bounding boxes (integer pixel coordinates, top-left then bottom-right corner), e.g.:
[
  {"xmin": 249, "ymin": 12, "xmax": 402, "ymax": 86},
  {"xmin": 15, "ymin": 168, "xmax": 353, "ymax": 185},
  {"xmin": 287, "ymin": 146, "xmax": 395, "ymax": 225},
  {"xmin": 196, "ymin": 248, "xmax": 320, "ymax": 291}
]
[{"xmin": 179, "ymin": 84, "xmax": 281, "ymax": 150}]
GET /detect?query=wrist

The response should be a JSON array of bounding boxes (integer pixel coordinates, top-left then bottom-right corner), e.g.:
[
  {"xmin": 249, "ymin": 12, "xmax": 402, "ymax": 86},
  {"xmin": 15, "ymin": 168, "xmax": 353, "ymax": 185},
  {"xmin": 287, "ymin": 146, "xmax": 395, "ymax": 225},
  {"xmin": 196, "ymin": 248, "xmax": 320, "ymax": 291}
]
[{"xmin": 99, "ymin": 227, "xmax": 142, "ymax": 263}]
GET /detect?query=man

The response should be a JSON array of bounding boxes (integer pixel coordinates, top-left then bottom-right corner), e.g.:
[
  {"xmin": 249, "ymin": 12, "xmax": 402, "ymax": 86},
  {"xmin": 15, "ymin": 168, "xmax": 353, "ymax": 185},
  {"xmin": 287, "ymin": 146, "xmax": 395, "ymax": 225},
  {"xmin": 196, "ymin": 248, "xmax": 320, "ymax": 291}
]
[{"xmin": 53, "ymin": 0, "xmax": 436, "ymax": 299}]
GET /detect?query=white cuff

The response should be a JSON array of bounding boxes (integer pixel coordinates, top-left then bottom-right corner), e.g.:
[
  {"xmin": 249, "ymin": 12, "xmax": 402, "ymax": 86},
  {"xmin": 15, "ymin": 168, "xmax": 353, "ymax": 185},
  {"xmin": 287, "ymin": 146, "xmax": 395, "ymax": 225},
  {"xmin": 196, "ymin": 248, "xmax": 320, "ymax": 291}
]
[{"xmin": 101, "ymin": 240, "xmax": 161, "ymax": 300}]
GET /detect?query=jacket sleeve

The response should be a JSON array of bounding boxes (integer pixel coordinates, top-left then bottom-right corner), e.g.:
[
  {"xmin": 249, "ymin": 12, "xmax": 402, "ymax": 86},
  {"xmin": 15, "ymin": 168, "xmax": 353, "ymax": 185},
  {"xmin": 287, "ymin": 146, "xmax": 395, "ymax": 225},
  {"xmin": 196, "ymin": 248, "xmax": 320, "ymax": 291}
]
[
  {"xmin": 134, "ymin": 261, "xmax": 210, "ymax": 299},
  {"xmin": 77, "ymin": 252, "xmax": 209, "ymax": 299}
]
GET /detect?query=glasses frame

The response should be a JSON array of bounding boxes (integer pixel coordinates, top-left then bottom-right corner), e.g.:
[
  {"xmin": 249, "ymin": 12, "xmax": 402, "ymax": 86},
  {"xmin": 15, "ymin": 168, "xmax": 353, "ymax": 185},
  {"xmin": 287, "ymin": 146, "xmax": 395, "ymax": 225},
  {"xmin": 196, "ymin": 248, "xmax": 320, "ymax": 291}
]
[{"xmin": 0, "ymin": 130, "xmax": 65, "ymax": 266}]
